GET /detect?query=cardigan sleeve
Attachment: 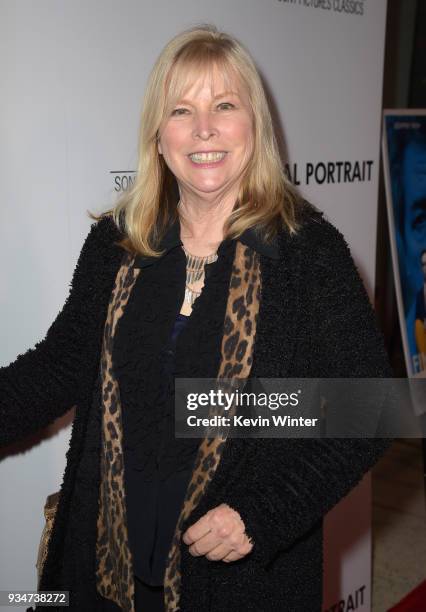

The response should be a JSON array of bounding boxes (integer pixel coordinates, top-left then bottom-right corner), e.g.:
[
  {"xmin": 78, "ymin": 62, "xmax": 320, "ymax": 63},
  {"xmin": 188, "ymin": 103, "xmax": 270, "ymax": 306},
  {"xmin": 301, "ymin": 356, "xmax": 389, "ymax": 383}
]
[
  {"xmin": 0, "ymin": 218, "xmax": 118, "ymax": 448},
  {"xmin": 221, "ymin": 220, "xmax": 394, "ymax": 569}
]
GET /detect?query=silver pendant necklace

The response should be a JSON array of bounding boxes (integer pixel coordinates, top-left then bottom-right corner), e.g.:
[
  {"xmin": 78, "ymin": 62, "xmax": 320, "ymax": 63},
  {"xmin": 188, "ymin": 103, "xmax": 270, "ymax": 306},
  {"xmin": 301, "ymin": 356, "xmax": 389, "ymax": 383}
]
[
  {"xmin": 177, "ymin": 199, "xmax": 219, "ymax": 306},
  {"xmin": 182, "ymin": 245, "xmax": 218, "ymax": 306}
]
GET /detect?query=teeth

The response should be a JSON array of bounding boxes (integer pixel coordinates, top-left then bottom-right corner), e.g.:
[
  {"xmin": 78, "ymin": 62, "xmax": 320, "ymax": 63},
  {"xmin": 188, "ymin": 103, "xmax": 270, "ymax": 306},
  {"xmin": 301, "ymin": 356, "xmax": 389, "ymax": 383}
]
[{"xmin": 189, "ymin": 152, "xmax": 227, "ymax": 163}]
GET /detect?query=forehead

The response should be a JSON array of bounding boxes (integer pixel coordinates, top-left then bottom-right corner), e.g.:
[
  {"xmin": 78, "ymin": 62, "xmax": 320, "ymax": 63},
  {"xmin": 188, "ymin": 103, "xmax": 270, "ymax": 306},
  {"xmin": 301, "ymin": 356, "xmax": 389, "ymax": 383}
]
[{"xmin": 165, "ymin": 59, "xmax": 247, "ymax": 103}]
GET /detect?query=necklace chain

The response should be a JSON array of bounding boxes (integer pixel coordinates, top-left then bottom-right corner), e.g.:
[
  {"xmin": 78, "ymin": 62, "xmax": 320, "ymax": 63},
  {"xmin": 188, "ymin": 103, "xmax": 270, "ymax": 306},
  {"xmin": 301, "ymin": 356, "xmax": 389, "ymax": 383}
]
[
  {"xmin": 183, "ymin": 247, "xmax": 218, "ymax": 306},
  {"xmin": 178, "ymin": 200, "xmax": 220, "ymax": 306},
  {"xmin": 183, "ymin": 246, "xmax": 218, "ymax": 285},
  {"xmin": 182, "ymin": 246, "xmax": 218, "ymax": 306}
]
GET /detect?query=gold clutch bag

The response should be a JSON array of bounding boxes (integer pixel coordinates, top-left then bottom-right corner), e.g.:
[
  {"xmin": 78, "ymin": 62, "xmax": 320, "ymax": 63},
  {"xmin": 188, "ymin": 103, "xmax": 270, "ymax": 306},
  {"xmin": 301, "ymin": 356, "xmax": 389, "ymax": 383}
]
[{"xmin": 36, "ymin": 491, "xmax": 60, "ymax": 588}]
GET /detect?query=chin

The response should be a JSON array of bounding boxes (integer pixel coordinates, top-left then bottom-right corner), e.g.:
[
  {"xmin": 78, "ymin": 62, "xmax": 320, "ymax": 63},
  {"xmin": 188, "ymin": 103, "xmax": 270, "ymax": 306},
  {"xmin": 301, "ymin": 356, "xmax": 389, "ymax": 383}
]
[
  {"xmin": 195, "ymin": 176, "xmax": 231, "ymax": 190},
  {"xmin": 195, "ymin": 187, "xmax": 228, "ymax": 196}
]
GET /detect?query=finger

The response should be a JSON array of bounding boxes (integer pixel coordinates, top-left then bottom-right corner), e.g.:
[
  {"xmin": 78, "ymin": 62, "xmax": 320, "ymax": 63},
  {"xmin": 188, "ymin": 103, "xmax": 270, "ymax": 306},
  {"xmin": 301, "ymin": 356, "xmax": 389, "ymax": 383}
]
[
  {"xmin": 188, "ymin": 531, "xmax": 222, "ymax": 557},
  {"xmin": 222, "ymin": 549, "xmax": 243, "ymax": 562},
  {"xmin": 187, "ymin": 518, "xmax": 244, "ymax": 557},
  {"xmin": 182, "ymin": 512, "xmax": 213, "ymax": 545},
  {"xmin": 183, "ymin": 504, "xmax": 239, "ymax": 545},
  {"xmin": 209, "ymin": 505, "xmax": 245, "ymax": 538},
  {"xmin": 222, "ymin": 537, "xmax": 254, "ymax": 562},
  {"xmin": 189, "ymin": 529, "xmax": 247, "ymax": 558},
  {"xmin": 204, "ymin": 543, "xmax": 233, "ymax": 562}
]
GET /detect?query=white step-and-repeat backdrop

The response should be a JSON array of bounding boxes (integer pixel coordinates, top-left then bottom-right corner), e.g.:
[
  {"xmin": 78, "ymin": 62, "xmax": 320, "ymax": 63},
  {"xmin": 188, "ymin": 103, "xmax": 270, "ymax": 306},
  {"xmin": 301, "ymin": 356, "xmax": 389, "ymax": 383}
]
[{"xmin": 0, "ymin": 1, "xmax": 388, "ymax": 610}]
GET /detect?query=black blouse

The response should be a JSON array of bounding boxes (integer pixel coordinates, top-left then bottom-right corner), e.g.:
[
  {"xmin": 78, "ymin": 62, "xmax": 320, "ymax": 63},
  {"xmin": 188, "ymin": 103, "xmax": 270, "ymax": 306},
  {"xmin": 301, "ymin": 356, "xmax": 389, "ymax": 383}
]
[{"xmin": 113, "ymin": 237, "xmax": 236, "ymax": 584}]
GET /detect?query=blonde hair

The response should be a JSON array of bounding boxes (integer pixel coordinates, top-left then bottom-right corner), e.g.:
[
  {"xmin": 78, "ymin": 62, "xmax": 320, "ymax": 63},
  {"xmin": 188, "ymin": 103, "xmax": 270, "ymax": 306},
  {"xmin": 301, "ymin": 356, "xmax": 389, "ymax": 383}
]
[{"xmin": 90, "ymin": 23, "xmax": 302, "ymax": 257}]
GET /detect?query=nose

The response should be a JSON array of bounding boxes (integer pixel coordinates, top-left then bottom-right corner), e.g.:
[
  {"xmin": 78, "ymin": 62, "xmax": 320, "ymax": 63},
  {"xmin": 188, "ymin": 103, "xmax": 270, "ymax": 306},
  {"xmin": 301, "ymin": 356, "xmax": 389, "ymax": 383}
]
[{"xmin": 192, "ymin": 111, "xmax": 218, "ymax": 141}]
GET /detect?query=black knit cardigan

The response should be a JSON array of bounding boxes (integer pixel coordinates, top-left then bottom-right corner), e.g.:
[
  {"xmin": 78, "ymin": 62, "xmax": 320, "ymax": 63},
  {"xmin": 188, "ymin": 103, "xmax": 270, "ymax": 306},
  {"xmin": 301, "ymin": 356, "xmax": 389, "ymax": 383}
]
[{"xmin": 0, "ymin": 201, "xmax": 393, "ymax": 612}]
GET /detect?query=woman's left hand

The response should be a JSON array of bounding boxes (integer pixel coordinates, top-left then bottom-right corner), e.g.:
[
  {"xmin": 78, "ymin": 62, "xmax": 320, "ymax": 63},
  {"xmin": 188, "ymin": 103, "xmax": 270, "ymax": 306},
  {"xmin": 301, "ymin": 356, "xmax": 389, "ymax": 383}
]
[{"xmin": 182, "ymin": 503, "xmax": 254, "ymax": 562}]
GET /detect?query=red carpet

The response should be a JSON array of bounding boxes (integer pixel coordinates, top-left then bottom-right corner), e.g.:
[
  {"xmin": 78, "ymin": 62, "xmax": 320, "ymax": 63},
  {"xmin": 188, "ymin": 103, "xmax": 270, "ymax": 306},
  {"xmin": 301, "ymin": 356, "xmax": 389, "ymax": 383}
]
[{"xmin": 388, "ymin": 580, "xmax": 426, "ymax": 611}]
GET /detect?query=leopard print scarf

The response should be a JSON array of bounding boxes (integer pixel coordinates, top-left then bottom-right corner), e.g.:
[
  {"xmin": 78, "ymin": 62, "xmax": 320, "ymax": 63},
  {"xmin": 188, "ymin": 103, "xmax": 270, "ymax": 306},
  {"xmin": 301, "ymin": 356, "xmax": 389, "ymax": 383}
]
[{"xmin": 95, "ymin": 242, "xmax": 261, "ymax": 612}]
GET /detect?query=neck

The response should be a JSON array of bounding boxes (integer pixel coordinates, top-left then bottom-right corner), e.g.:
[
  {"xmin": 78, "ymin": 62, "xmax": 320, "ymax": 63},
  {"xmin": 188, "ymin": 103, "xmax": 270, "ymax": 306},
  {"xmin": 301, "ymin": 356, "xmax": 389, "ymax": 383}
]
[{"xmin": 177, "ymin": 194, "xmax": 237, "ymax": 252}]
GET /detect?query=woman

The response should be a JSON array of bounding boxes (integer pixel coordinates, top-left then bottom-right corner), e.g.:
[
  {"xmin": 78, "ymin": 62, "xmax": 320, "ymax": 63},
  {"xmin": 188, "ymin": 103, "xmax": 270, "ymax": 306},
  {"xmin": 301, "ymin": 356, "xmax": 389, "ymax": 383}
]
[{"xmin": 0, "ymin": 24, "xmax": 392, "ymax": 612}]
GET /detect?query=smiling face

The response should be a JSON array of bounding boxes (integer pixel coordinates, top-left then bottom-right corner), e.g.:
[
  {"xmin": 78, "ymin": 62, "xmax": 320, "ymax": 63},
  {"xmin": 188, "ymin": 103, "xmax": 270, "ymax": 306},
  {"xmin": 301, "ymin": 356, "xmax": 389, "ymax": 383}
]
[{"xmin": 157, "ymin": 63, "xmax": 254, "ymax": 204}]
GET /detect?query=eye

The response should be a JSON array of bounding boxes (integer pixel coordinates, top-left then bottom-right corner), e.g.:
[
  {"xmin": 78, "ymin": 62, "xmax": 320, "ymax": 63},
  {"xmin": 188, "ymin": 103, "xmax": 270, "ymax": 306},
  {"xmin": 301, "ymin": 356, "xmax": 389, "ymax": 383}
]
[
  {"xmin": 412, "ymin": 199, "xmax": 426, "ymax": 230},
  {"xmin": 171, "ymin": 107, "xmax": 189, "ymax": 116},
  {"xmin": 217, "ymin": 102, "xmax": 235, "ymax": 110},
  {"xmin": 413, "ymin": 211, "xmax": 426, "ymax": 230}
]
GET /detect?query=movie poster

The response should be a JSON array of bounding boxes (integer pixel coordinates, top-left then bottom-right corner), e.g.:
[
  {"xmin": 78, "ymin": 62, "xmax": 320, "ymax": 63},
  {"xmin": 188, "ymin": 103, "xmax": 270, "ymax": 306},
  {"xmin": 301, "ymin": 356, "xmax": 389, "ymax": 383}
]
[{"xmin": 382, "ymin": 110, "xmax": 426, "ymax": 376}]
